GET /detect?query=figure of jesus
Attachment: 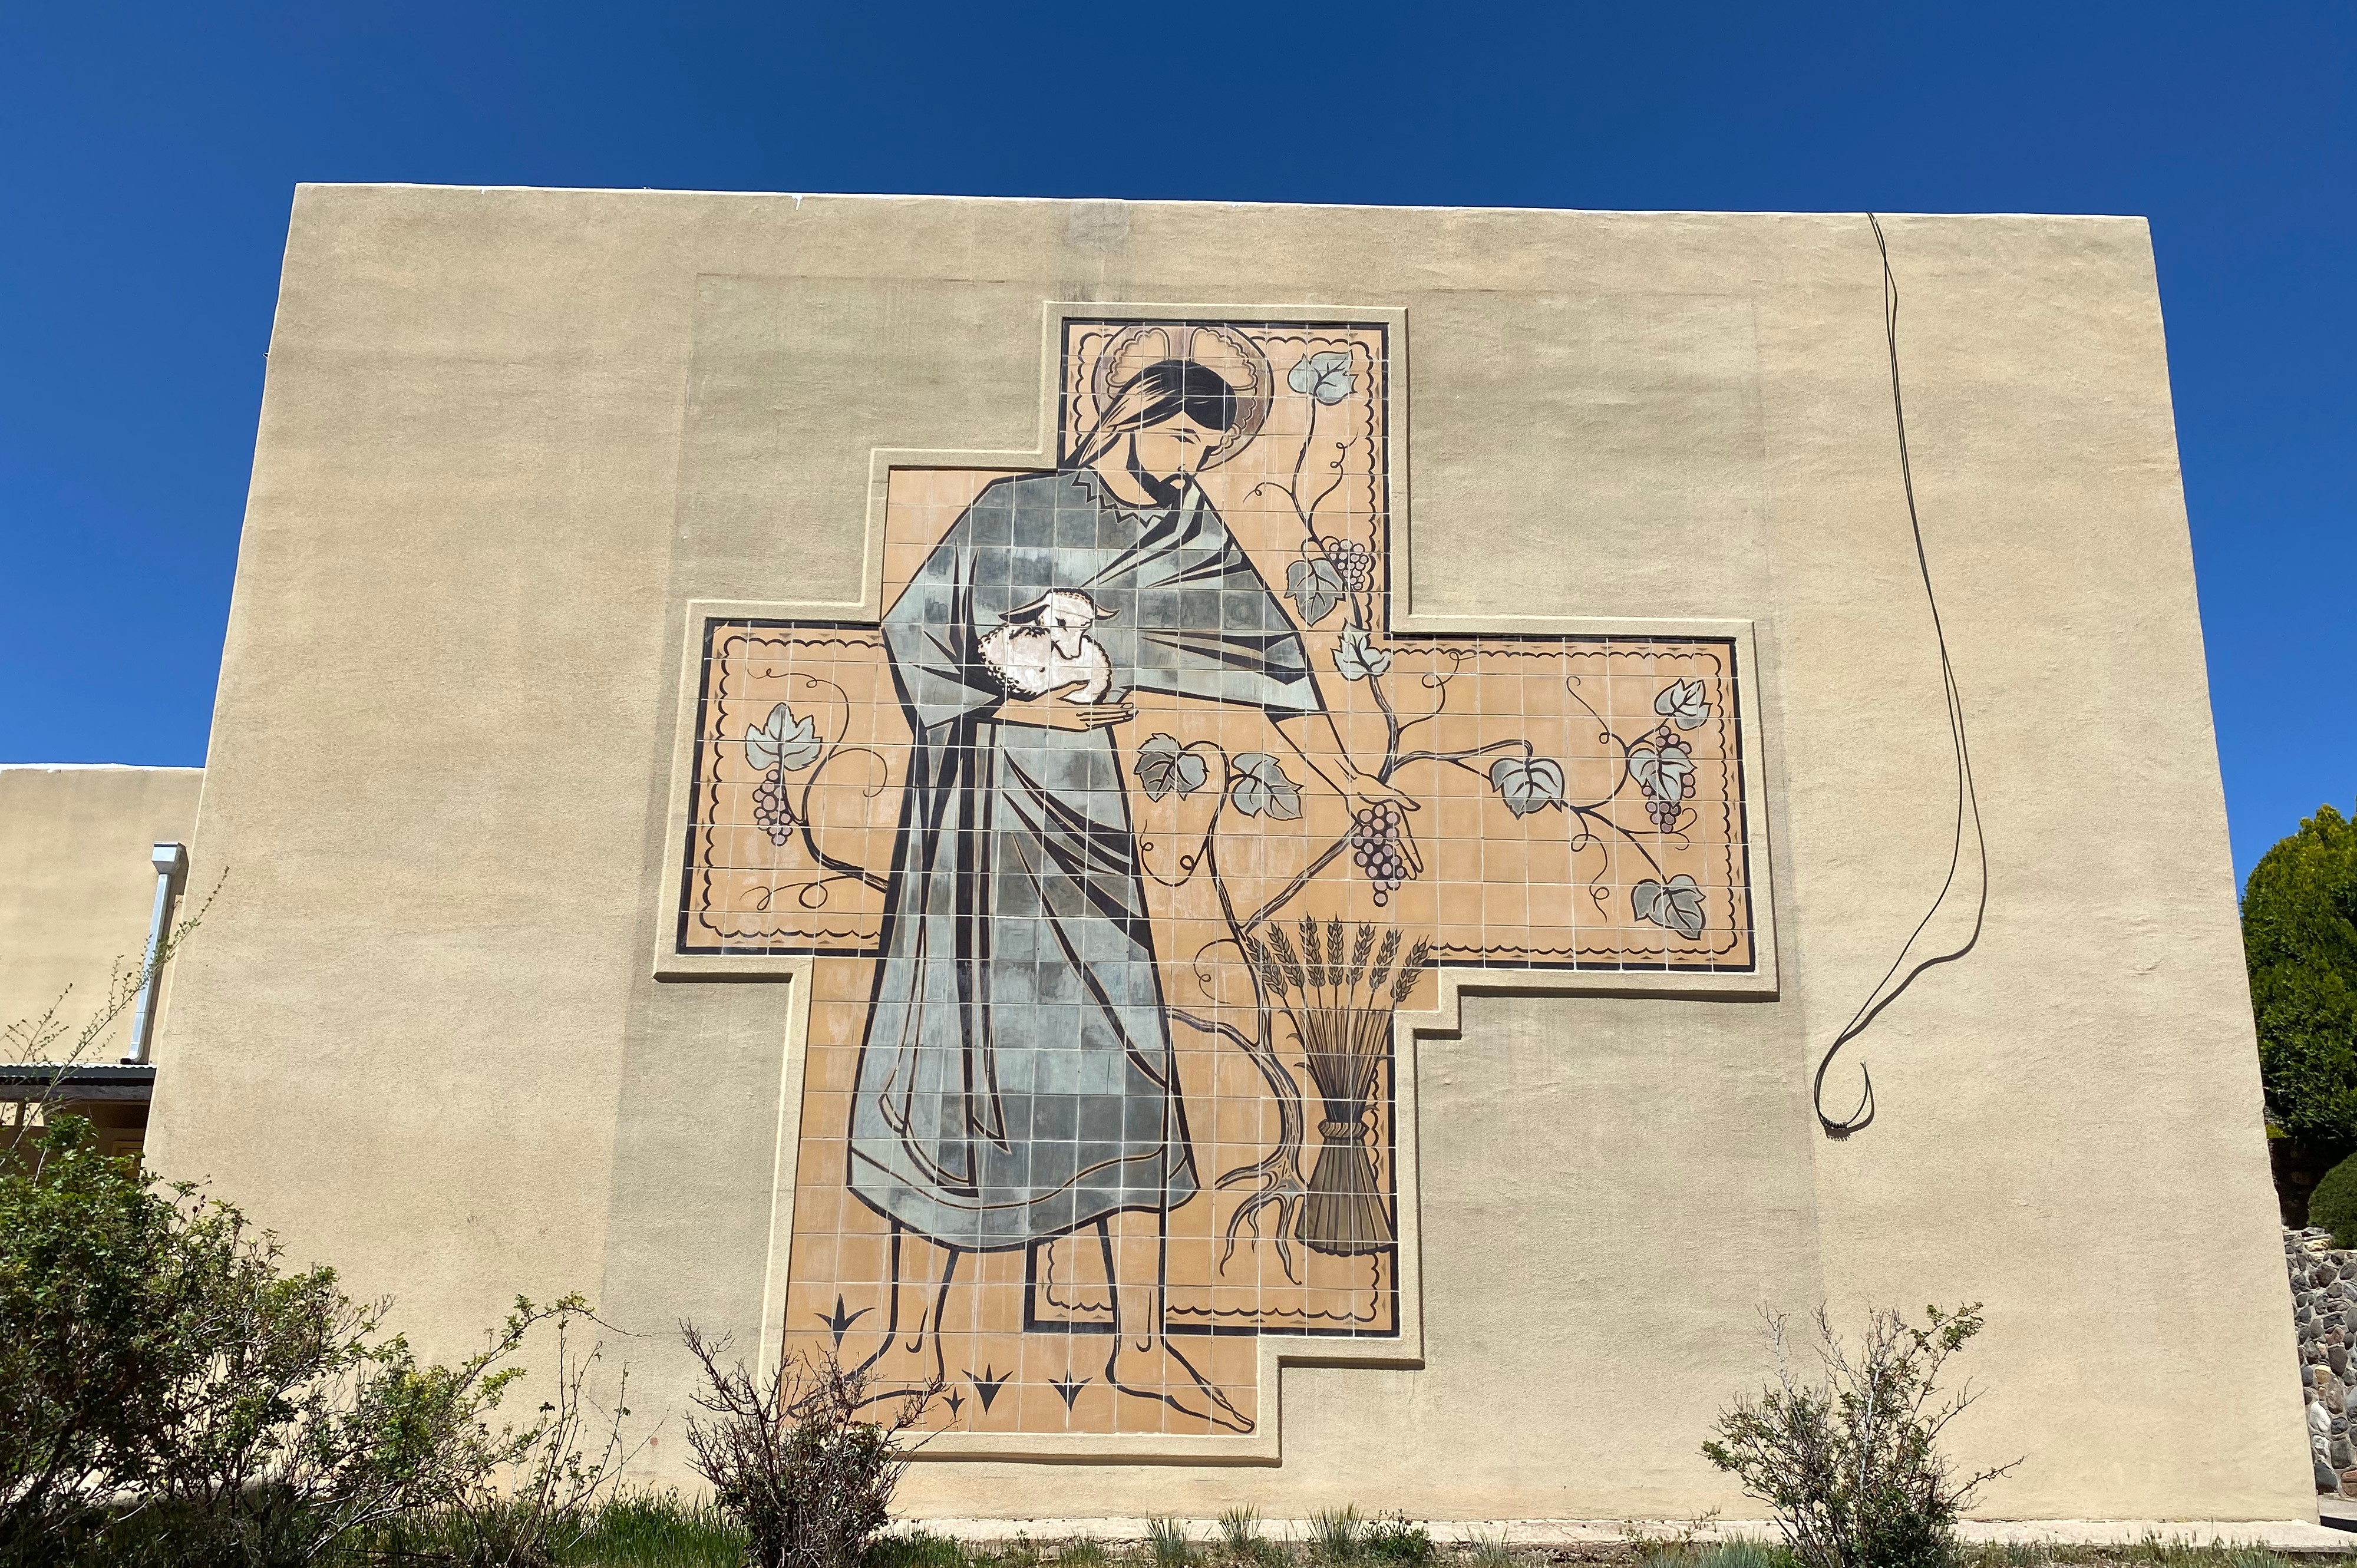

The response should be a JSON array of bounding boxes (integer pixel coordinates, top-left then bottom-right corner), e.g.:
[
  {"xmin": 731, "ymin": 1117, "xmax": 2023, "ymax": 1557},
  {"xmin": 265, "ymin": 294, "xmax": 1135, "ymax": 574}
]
[{"xmin": 845, "ymin": 331, "xmax": 1407, "ymax": 1430}]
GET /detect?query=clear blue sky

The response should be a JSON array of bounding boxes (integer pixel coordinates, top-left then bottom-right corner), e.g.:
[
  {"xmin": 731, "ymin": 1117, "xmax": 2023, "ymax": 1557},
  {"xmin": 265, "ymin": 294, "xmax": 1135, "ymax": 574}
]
[{"xmin": 2, "ymin": 3, "xmax": 2348, "ymax": 882}]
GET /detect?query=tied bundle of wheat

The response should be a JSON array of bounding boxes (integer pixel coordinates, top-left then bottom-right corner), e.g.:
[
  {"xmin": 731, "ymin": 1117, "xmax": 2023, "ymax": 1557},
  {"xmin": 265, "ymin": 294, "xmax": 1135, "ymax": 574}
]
[{"xmin": 1243, "ymin": 919, "xmax": 1430, "ymax": 1257}]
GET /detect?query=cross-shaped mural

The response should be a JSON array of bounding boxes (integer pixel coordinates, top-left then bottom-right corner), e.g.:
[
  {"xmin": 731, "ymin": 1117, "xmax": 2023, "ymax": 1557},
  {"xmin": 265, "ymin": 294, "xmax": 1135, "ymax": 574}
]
[{"xmin": 661, "ymin": 308, "xmax": 1770, "ymax": 1457}]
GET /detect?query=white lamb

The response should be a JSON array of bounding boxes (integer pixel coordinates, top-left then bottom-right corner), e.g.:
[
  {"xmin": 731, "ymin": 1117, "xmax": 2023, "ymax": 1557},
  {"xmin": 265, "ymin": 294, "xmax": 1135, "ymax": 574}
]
[{"xmin": 979, "ymin": 589, "xmax": 1120, "ymax": 704}]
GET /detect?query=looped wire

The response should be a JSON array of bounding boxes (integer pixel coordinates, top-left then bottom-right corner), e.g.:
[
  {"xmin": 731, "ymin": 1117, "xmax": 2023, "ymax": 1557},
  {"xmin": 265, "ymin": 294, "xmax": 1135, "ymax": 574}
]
[{"xmin": 1814, "ymin": 216, "xmax": 1991, "ymax": 1140}]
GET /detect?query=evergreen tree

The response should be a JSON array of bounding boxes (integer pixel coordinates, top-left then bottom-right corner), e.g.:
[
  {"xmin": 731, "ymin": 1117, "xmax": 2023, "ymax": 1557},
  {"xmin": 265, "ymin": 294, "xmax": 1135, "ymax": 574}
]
[{"xmin": 2245, "ymin": 803, "xmax": 2357, "ymax": 1149}]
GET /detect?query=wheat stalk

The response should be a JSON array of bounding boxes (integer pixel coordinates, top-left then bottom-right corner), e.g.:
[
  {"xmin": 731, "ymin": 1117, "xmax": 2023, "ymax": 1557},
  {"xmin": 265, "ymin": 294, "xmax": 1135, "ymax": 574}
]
[
  {"xmin": 1372, "ymin": 928, "xmax": 1402, "ymax": 996},
  {"xmin": 1391, "ymin": 938, "xmax": 1432, "ymax": 1005},
  {"xmin": 1265, "ymin": 926, "xmax": 1307, "ymax": 995}
]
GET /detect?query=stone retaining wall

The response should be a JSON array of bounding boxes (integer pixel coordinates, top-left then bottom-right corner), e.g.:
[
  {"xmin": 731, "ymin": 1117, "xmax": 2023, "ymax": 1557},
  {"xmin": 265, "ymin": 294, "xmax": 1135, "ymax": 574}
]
[{"xmin": 2286, "ymin": 1226, "xmax": 2357, "ymax": 1493}]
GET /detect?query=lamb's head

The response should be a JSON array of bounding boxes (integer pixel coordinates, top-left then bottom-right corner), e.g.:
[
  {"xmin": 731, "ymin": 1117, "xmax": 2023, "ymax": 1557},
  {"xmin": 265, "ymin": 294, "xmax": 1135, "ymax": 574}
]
[{"xmin": 1005, "ymin": 589, "xmax": 1117, "ymax": 660}]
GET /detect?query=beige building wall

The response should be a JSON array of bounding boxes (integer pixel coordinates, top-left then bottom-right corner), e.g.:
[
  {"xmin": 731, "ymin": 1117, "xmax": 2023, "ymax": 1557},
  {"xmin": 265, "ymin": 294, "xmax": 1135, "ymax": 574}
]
[
  {"xmin": 147, "ymin": 188, "xmax": 2304, "ymax": 1521},
  {"xmin": 0, "ymin": 764, "xmax": 203, "ymax": 1047}
]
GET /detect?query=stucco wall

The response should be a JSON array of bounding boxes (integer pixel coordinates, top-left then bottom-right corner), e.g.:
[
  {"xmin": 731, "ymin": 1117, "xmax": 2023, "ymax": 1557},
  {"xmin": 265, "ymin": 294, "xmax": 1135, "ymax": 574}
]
[
  {"xmin": 0, "ymin": 765, "xmax": 203, "ymax": 1047},
  {"xmin": 146, "ymin": 189, "xmax": 2303, "ymax": 1520}
]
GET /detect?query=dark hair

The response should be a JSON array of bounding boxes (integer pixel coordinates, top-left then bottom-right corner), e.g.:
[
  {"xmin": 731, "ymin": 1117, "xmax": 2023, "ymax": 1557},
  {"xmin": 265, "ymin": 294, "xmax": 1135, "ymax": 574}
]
[{"xmin": 1069, "ymin": 358, "xmax": 1238, "ymax": 469}]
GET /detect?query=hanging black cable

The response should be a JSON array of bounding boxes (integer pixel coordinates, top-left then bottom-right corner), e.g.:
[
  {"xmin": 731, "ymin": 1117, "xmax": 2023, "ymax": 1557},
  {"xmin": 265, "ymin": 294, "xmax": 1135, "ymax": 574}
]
[{"xmin": 1812, "ymin": 214, "xmax": 1992, "ymax": 1138}]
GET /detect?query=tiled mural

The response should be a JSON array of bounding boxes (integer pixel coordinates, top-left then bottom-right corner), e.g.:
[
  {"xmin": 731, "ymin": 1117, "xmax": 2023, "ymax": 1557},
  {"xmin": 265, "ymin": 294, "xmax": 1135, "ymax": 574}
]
[{"xmin": 674, "ymin": 315, "xmax": 1759, "ymax": 1441}]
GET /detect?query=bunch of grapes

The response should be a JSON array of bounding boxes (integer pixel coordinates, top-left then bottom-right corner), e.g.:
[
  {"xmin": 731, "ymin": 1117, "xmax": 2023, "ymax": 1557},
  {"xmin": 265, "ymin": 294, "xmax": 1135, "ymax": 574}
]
[
  {"xmin": 1348, "ymin": 801, "xmax": 1412, "ymax": 906},
  {"xmin": 1321, "ymin": 536, "xmax": 1376, "ymax": 593},
  {"xmin": 751, "ymin": 762, "xmax": 795, "ymax": 847},
  {"xmin": 1638, "ymin": 724, "xmax": 1686, "ymax": 833}
]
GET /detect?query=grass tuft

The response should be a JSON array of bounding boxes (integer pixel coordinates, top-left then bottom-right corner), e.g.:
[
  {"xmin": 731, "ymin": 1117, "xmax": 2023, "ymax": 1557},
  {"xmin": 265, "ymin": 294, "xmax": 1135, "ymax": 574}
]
[
  {"xmin": 330, "ymin": 1500, "xmax": 2330, "ymax": 1568},
  {"xmin": 871, "ymin": 1531, "xmax": 975, "ymax": 1568},
  {"xmin": 562, "ymin": 1487, "xmax": 745, "ymax": 1567},
  {"xmin": 1310, "ymin": 1508, "xmax": 1364, "ymax": 1563},
  {"xmin": 1149, "ymin": 1517, "xmax": 1195, "ymax": 1568},
  {"xmin": 1457, "ymin": 1529, "xmax": 1517, "ymax": 1568}
]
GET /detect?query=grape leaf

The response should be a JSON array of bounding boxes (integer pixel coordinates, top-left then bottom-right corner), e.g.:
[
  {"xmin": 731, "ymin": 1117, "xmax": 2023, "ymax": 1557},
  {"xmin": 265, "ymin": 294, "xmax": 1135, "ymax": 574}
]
[
  {"xmin": 1333, "ymin": 625, "xmax": 1393, "ymax": 682},
  {"xmin": 1229, "ymin": 752, "xmax": 1303, "ymax": 820},
  {"xmin": 1655, "ymin": 678, "xmax": 1710, "ymax": 730},
  {"xmin": 1487, "ymin": 754, "xmax": 1564, "ymax": 817},
  {"xmin": 1632, "ymin": 874, "xmax": 1708, "ymax": 940},
  {"xmin": 1134, "ymin": 733, "xmax": 1208, "ymax": 801},
  {"xmin": 1628, "ymin": 740, "xmax": 1694, "ymax": 808},
  {"xmin": 1287, "ymin": 349, "xmax": 1357, "ymax": 405},
  {"xmin": 1285, "ymin": 556, "xmax": 1346, "ymax": 626},
  {"xmin": 746, "ymin": 704, "xmax": 823, "ymax": 774}
]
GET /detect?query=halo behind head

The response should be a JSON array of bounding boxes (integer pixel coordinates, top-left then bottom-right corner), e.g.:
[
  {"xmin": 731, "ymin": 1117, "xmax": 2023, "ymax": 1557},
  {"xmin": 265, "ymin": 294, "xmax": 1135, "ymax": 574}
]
[{"xmin": 1083, "ymin": 323, "xmax": 1272, "ymax": 470}]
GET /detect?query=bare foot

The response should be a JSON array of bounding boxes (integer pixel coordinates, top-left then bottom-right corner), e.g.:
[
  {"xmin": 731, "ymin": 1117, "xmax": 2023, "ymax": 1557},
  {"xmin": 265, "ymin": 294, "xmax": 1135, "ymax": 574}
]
[{"xmin": 1105, "ymin": 1336, "xmax": 1253, "ymax": 1434}]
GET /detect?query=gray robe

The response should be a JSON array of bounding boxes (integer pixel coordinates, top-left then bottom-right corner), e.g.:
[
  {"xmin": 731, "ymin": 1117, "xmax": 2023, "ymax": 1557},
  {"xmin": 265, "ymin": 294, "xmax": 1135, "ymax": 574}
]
[{"xmin": 848, "ymin": 469, "xmax": 1319, "ymax": 1250}]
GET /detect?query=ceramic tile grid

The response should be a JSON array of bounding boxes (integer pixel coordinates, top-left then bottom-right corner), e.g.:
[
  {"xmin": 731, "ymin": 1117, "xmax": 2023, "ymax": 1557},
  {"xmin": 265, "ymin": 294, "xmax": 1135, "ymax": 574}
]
[{"xmin": 675, "ymin": 318, "xmax": 1757, "ymax": 1439}]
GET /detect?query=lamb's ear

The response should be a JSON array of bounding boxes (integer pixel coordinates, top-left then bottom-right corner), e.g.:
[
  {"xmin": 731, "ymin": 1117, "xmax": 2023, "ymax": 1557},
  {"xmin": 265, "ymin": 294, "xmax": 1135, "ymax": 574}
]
[
  {"xmin": 999, "ymin": 598, "xmax": 1051, "ymax": 627},
  {"xmin": 1091, "ymin": 603, "xmax": 1118, "ymax": 622}
]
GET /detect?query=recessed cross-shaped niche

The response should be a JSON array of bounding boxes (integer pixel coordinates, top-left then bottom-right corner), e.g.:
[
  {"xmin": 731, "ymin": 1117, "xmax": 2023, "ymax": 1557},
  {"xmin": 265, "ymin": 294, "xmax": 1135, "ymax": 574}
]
[{"xmin": 656, "ymin": 305, "xmax": 1773, "ymax": 1459}]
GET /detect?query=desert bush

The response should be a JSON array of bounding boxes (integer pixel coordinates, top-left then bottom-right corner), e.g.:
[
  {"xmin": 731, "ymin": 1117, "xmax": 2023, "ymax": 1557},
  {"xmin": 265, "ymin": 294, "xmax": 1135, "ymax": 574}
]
[
  {"xmin": 1360, "ymin": 1516, "xmax": 1430, "ymax": 1566},
  {"xmin": 680, "ymin": 1323, "xmax": 939, "ymax": 1568},
  {"xmin": 1, "ymin": 1114, "xmax": 196, "ymax": 1546},
  {"xmin": 138, "ymin": 1286, "xmax": 624, "ymax": 1568},
  {"xmin": 0, "ymin": 1111, "xmax": 623, "ymax": 1567},
  {"xmin": 438, "ymin": 1302, "xmax": 641, "ymax": 1566},
  {"xmin": 1703, "ymin": 1304, "xmax": 2018, "ymax": 1568}
]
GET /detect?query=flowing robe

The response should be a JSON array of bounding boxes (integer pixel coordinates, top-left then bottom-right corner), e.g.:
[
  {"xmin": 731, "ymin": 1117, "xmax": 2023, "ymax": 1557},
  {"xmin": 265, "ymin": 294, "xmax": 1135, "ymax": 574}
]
[{"xmin": 849, "ymin": 469, "xmax": 1319, "ymax": 1250}]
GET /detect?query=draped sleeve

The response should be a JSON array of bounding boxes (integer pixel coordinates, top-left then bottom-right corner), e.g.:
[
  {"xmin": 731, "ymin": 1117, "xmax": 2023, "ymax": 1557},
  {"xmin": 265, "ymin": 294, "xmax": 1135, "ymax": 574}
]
[{"xmin": 880, "ymin": 494, "xmax": 1009, "ymax": 733}]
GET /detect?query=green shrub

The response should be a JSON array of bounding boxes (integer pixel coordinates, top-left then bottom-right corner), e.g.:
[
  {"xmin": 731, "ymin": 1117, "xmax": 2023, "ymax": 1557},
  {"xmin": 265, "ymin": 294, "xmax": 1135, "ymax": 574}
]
[
  {"xmin": 1361, "ymin": 1516, "xmax": 1430, "ymax": 1566},
  {"xmin": 1705, "ymin": 1304, "xmax": 2018, "ymax": 1568},
  {"xmin": 0, "ymin": 1115, "xmax": 194, "ymax": 1549},
  {"xmin": 2244, "ymin": 804, "xmax": 2357, "ymax": 1148},
  {"xmin": 2312, "ymin": 1154, "xmax": 2357, "ymax": 1247},
  {"xmin": 0, "ymin": 1114, "xmax": 620, "ymax": 1568}
]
